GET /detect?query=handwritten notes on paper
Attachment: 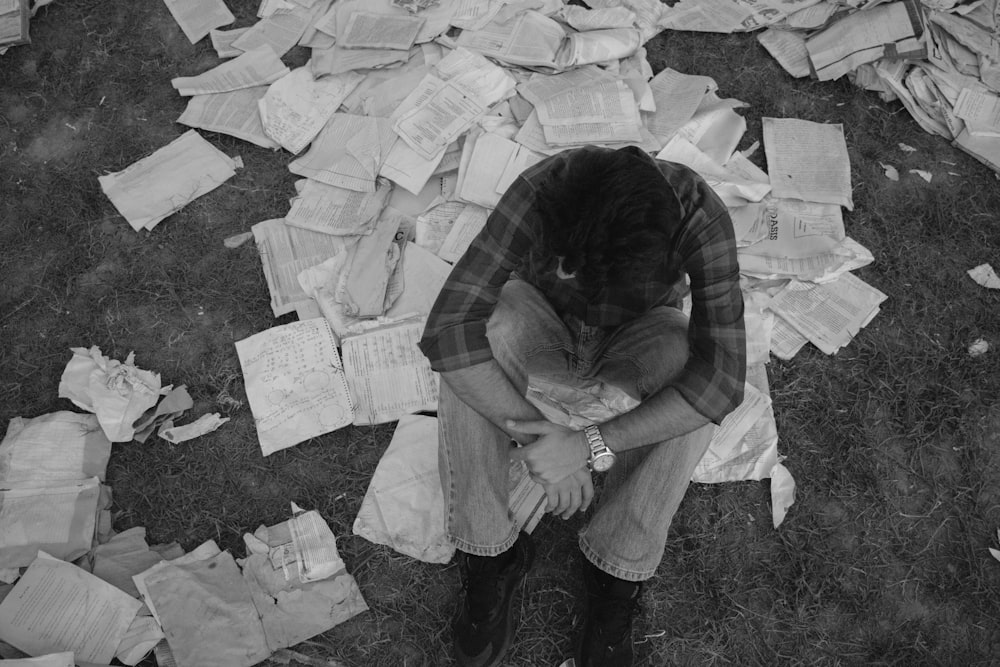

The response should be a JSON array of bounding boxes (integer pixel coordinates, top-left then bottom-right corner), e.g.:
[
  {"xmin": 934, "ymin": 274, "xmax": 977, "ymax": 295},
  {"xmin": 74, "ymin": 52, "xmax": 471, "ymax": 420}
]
[{"xmin": 236, "ymin": 319, "xmax": 354, "ymax": 455}]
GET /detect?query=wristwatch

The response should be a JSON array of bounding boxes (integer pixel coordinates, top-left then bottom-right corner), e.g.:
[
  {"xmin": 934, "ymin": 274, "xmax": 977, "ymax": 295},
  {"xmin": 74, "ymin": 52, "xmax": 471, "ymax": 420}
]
[{"xmin": 584, "ymin": 424, "xmax": 616, "ymax": 472}]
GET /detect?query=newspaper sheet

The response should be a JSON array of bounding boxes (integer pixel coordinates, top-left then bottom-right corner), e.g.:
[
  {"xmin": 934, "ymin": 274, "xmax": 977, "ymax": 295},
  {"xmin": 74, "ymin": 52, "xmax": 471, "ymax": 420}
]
[
  {"xmin": 251, "ymin": 218, "xmax": 354, "ymax": 317},
  {"xmin": 0, "ymin": 553, "xmax": 143, "ymax": 664},
  {"xmin": 162, "ymin": 0, "xmax": 234, "ymax": 44},
  {"xmin": 285, "ymin": 178, "xmax": 391, "ymax": 236},
  {"xmin": 235, "ymin": 318, "xmax": 355, "ymax": 455},
  {"xmin": 98, "ymin": 130, "xmax": 238, "ymax": 231},
  {"xmin": 757, "ymin": 28, "xmax": 811, "ymax": 78},
  {"xmin": 341, "ymin": 319, "xmax": 439, "ymax": 425},
  {"xmin": 338, "ymin": 10, "xmax": 425, "ymax": 49},
  {"xmin": 768, "ymin": 272, "xmax": 887, "ymax": 355},
  {"xmin": 805, "ymin": 0, "xmax": 924, "ymax": 81},
  {"xmin": 437, "ymin": 203, "xmax": 489, "ymax": 263},
  {"xmin": 289, "ymin": 114, "xmax": 397, "ymax": 192},
  {"xmin": 177, "ymin": 86, "xmax": 279, "ymax": 149},
  {"xmin": 762, "ymin": 117, "xmax": 854, "ymax": 210},
  {"xmin": 171, "ymin": 45, "xmax": 290, "ymax": 96}
]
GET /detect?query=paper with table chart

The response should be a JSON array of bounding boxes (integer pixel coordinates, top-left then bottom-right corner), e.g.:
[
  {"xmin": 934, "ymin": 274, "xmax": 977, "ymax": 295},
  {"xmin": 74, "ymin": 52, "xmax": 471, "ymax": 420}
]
[
  {"xmin": 341, "ymin": 319, "xmax": 438, "ymax": 425},
  {"xmin": 171, "ymin": 46, "xmax": 290, "ymax": 96},
  {"xmin": 762, "ymin": 117, "xmax": 854, "ymax": 210},
  {"xmin": 259, "ymin": 68, "xmax": 363, "ymax": 154},
  {"xmin": 98, "ymin": 130, "xmax": 238, "ymax": 231},
  {"xmin": 162, "ymin": 0, "xmax": 234, "ymax": 44},
  {"xmin": 0, "ymin": 552, "xmax": 143, "ymax": 664},
  {"xmin": 235, "ymin": 318, "xmax": 354, "ymax": 455},
  {"xmin": 251, "ymin": 218, "xmax": 354, "ymax": 317},
  {"xmin": 177, "ymin": 86, "xmax": 278, "ymax": 149},
  {"xmin": 768, "ymin": 272, "xmax": 887, "ymax": 355}
]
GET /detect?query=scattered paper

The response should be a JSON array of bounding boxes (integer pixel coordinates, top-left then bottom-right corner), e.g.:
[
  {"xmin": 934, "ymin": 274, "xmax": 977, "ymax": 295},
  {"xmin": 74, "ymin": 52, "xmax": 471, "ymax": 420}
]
[
  {"xmin": 162, "ymin": 0, "xmax": 235, "ymax": 44},
  {"xmin": 98, "ymin": 130, "xmax": 238, "ymax": 231},
  {"xmin": 880, "ymin": 162, "xmax": 899, "ymax": 180},
  {"xmin": 0, "ymin": 478, "xmax": 101, "ymax": 568},
  {"xmin": 0, "ymin": 552, "xmax": 143, "ymax": 664},
  {"xmin": 178, "ymin": 86, "xmax": 279, "ymax": 149},
  {"xmin": 763, "ymin": 117, "xmax": 854, "ymax": 210},
  {"xmin": 909, "ymin": 169, "xmax": 932, "ymax": 182},
  {"xmin": 0, "ymin": 411, "xmax": 111, "ymax": 485},
  {"xmin": 172, "ymin": 45, "xmax": 290, "ymax": 96},
  {"xmin": 967, "ymin": 263, "xmax": 1000, "ymax": 288},
  {"xmin": 0, "ymin": 652, "xmax": 75, "ymax": 667},
  {"xmin": 259, "ymin": 68, "xmax": 364, "ymax": 154},
  {"xmin": 158, "ymin": 413, "xmax": 229, "ymax": 443},
  {"xmin": 236, "ymin": 318, "xmax": 354, "ymax": 455},
  {"xmin": 968, "ymin": 338, "xmax": 989, "ymax": 357},
  {"xmin": 338, "ymin": 10, "xmax": 424, "ymax": 49}
]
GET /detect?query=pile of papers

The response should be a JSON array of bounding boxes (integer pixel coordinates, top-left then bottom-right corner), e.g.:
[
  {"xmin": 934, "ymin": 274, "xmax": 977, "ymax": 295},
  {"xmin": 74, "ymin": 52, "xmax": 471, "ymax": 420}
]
[{"xmin": 742, "ymin": 0, "xmax": 1000, "ymax": 173}]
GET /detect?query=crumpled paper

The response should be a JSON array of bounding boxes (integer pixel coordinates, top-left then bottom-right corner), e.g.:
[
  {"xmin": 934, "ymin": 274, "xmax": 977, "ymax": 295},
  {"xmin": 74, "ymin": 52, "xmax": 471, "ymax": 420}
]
[{"xmin": 58, "ymin": 346, "xmax": 166, "ymax": 442}]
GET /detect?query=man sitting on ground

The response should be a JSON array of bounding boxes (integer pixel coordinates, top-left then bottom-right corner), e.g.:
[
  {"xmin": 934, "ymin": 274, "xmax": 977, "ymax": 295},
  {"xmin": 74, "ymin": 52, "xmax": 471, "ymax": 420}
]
[{"xmin": 418, "ymin": 145, "xmax": 746, "ymax": 667}]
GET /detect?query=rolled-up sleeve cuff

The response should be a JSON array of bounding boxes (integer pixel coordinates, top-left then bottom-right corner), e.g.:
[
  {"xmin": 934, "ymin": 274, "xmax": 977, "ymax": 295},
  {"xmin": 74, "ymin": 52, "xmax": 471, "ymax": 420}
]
[
  {"xmin": 418, "ymin": 321, "xmax": 495, "ymax": 373},
  {"xmin": 672, "ymin": 358, "xmax": 746, "ymax": 426}
]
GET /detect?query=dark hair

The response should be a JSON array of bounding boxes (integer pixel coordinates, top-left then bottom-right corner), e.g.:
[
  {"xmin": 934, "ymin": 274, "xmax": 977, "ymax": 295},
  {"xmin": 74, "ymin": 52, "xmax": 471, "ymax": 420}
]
[{"xmin": 534, "ymin": 147, "xmax": 682, "ymax": 295}]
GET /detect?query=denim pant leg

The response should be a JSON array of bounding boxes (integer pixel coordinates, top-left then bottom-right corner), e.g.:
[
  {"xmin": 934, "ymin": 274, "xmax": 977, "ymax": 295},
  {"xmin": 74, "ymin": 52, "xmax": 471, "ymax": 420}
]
[
  {"xmin": 438, "ymin": 280, "xmax": 571, "ymax": 556},
  {"xmin": 578, "ymin": 306, "xmax": 716, "ymax": 582}
]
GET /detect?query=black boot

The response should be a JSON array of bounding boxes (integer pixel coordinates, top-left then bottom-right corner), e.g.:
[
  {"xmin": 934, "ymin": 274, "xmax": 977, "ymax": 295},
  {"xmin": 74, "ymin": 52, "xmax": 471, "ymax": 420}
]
[
  {"xmin": 575, "ymin": 562, "xmax": 642, "ymax": 667},
  {"xmin": 453, "ymin": 532, "xmax": 535, "ymax": 667}
]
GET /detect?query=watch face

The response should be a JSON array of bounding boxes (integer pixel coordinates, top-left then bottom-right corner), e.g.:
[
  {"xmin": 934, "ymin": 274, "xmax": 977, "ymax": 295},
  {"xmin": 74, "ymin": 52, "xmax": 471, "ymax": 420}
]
[{"xmin": 592, "ymin": 453, "xmax": 615, "ymax": 472}]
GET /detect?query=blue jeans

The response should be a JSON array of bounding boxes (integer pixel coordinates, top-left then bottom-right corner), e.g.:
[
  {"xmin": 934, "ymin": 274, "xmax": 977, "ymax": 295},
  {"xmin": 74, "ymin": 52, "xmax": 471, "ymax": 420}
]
[{"xmin": 438, "ymin": 280, "xmax": 714, "ymax": 582}]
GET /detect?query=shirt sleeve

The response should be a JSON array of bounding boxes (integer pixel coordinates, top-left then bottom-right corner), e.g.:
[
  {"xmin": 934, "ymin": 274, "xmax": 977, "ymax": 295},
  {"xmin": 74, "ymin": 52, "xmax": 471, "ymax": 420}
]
[
  {"xmin": 418, "ymin": 174, "xmax": 541, "ymax": 372},
  {"xmin": 671, "ymin": 191, "xmax": 747, "ymax": 425}
]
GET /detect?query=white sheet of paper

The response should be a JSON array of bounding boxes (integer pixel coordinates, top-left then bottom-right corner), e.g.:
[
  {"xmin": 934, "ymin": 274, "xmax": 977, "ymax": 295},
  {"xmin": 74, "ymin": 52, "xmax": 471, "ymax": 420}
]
[
  {"xmin": 536, "ymin": 79, "xmax": 638, "ymax": 128},
  {"xmin": 0, "ymin": 411, "xmax": 111, "ymax": 485},
  {"xmin": 757, "ymin": 28, "xmax": 811, "ymax": 78},
  {"xmin": 171, "ymin": 45, "xmax": 290, "ymax": 96},
  {"xmin": 158, "ymin": 413, "xmax": 229, "ymax": 443},
  {"xmin": 289, "ymin": 114, "xmax": 396, "ymax": 192},
  {"xmin": 0, "ymin": 652, "xmax": 75, "ymax": 667},
  {"xmin": 285, "ymin": 179, "xmax": 391, "ymax": 236},
  {"xmin": 967, "ymin": 263, "xmax": 1000, "ymax": 288},
  {"xmin": 380, "ymin": 136, "xmax": 448, "ymax": 195},
  {"xmin": 455, "ymin": 9, "xmax": 565, "ymax": 69},
  {"xmin": 657, "ymin": 135, "xmax": 771, "ymax": 206},
  {"xmin": 645, "ymin": 67, "xmax": 716, "ymax": 141},
  {"xmin": 177, "ymin": 86, "xmax": 278, "ymax": 150},
  {"xmin": 236, "ymin": 318, "xmax": 355, "ymax": 455},
  {"xmin": 769, "ymin": 313, "xmax": 809, "ymax": 360},
  {"xmin": 162, "ymin": 0, "xmax": 234, "ymax": 44},
  {"xmin": 437, "ymin": 203, "xmax": 489, "ymax": 263},
  {"xmin": 768, "ymin": 272, "xmax": 887, "ymax": 355},
  {"xmin": 251, "ymin": 218, "xmax": 354, "ymax": 317},
  {"xmin": 341, "ymin": 319, "xmax": 439, "ymax": 425},
  {"xmin": 98, "ymin": 130, "xmax": 238, "ymax": 231},
  {"xmin": 209, "ymin": 26, "xmax": 249, "ymax": 57},
  {"xmin": 230, "ymin": 1, "xmax": 319, "ymax": 56},
  {"xmin": 762, "ymin": 117, "xmax": 853, "ymax": 210},
  {"xmin": 133, "ymin": 540, "xmax": 222, "ymax": 627},
  {"xmin": 693, "ymin": 382, "xmax": 772, "ymax": 482},
  {"xmin": 0, "ymin": 478, "xmax": 100, "ymax": 568},
  {"xmin": 259, "ymin": 68, "xmax": 363, "ymax": 154},
  {"xmin": 954, "ymin": 87, "xmax": 1000, "ymax": 130},
  {"xmin": 339, "ymin": 10, "xmax": 424, "ymax": 49},
  {"xmin": 555, "ymin": 27, "xmax": 642, "ymax": 69},
  {"xmin": 0, "ymin": 553, "xmax": 142, "ymax": 664}
]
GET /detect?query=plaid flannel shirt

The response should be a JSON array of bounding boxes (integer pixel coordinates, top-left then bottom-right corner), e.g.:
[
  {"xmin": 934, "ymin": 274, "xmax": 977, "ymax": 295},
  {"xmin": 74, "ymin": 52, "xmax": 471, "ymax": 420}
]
[{"xmin": 418, "ymin": 146, "xmax": 746, "ymax": 424}]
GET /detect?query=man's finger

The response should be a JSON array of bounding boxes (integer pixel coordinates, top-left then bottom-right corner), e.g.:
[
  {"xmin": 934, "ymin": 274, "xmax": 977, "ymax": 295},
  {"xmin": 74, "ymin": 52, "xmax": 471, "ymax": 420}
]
[
  {"xmin": 544, "ymin": 485, "xmax": 559, "ymax": 512},
  {"xmin": 506, "ymin": 419, "xmax": 559, "ymax": 435},
  {"xmin": 580, "ymin": 475, "xmax": 594, "ymax": 512},
  {"xmin": 561, "ymin": 485, "xmax": 581, "ymax": 520}
]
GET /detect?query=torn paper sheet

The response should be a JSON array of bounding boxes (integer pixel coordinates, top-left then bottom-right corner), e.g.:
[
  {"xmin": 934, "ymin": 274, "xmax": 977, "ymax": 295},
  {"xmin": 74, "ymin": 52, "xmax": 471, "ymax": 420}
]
[
  {"xmin": 98, "ymin": 130, "xmax": 238, "ymax": 231},
  {"xmin": 770, "ymin": 461, "xmax": 796, "ymax": 528},
  {"xmin": 554, "ymin": 27, "xmax": 642, "ymax": 69},
  {"xmin": 0, "ymin": 552, "xmax": 143, "ymax": 664},
  {"xmin": 645, "ymin": 67, "xmax": 716, "ymax": 143},
  {"xmin": 967, "ymin": 263, "xmax": 1000, "ymax": 288},
  {"xmin": 132, "ymin": 385, "xmax": 194, "ymax": 443},
  {"xmin": 289, "ymin": 114, "xmax": 397, "ymax": 191},
  {"xmin": 768, "ymin": 272, "xmax": 887, "ymax": 355},
  {"xmin": 693, "ymin": 381, "xmax": 773, "ymax": 482},
  {"xmin": 762, "ymin": 117, "xmax": 854, "ymax": 210},
  {"xmin": 657, "ymin": 135, "xmax": 771, "ymax": 206},
  {"xmin": 248, "ymin": 508, "xmax": 345, "ymax": 583},
  {"xmin": 251, "ymin": 218, "xmax": 355, "ymax": 317},
  {"xmin": 259, "ymin": 68, "xmax": 364, "ymax": 154},
  {"xmin": 285, "ymin": 179, "xmax": 391, "ymax": 236},
  {"xmin": 210, "ymin": 26, "xmax": 249, "ymax": 57},
  {"xmin": 115, "ymin": 614, "xmax": 165, "ymax": 666},
  {"xmin": 162, "ymin": 0, "xmax": 234, "ymax": 44},
  {"xmin": 171, "ymin": 45, "xmax": 289, "ymax": 96},
  {"xmin": 133, "ymin": 540, "xmax": 222, "ymax": 627},
  {"xmin": 455, "ymin": 9, "xmax": 566, "ymax": 69},
  {"xmin": 0, "ymin": 411, "xmax": 111, "ymax": 485},
  {"xmin": 0, "ymin": 478, "xmax": 101, "ymax": 568},
  {"xmin": 757, "ymin": 27, "xmax": 811, "ymax": 78},
  {"xmin": 341, "ymin": 318, "xmax": 438, "ymax": 425},
  {"xmin": 142, "ymin": 551, "xmax": 271, "ymax": 667},
  {"xmin": 158, "ymin": 413, "xmax": 229, "ymax": 444},
  {"xmin": 338, "ymin": 10, "xmax": 424, "ymax": 49},
  {"xmin": 177, "ymin": 86, "xmax": 279, "ymax": 150},
  {"xmin": 353, "ymin": 414, "xmax": 454, "ymax": 563},
  {"xmin": 57, "ymin": 346, "xmax": 164, "ymax": 442},
  {"xmin": 236, "ymin": 319, "xmax": 354, "ymax": 456},
  {"xmin": 92, "ymin": 527, "xmax": 164, "ymax": 597}
]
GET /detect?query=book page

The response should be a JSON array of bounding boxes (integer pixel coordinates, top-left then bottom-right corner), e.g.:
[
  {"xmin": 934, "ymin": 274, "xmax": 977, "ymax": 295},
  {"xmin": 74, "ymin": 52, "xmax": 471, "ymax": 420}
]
[
  {"xmin": 251, "ymin": 218, "xmax": 354, "ymax": 317},
  {"xmin": 171, "ymin": 45, "xmax": 290, "ymax": 96},
  {"xmin": 162, "ymin": 0, "xmax": 234, "ymax": 44},
  {"xmin": 98, "ymin": 130, "xmax": 238, "ymax": 231},
  {"xmin": 230, "ymin": 2, "xmax": 318, "ymax": 57},
  {"xmin": 339, "ymin": 10, "xmax": 424, "ymax": 49},
  {"xmin": 259, "ymin": 68, "xmax": 364, "ymax": 154},
  {"xmin": 536, "ymin": 80, "xmax": 638, "ymax": 126},
  {"xmin": 645, "ymin": 67, "xmax": 715, "ymax": 140},
  {"xmin": 762, "ymin": 117, "xmax": 853, "ymax": 210},
  {"xmin": 177, "ymin": 86, "xmax": 279, "ymax": 149},
  {"xmin": 285, "ymin": 179, "xmax": 391, "ymax": 236},
  {"xmin": 235, "ymin": 319, "xmax": 355, "ymax": 456},
  {"xmin": 0, "ymin": 479, "xmax": 100, "ymax": 568},
  {"xmin": 437, "ymin": 203, "xmax": 489, "ymax": 263},
  {"xmin": 0, "ymin": 552, "xmax": 143, "ymax": 664},
  {"xmin": 341, "ymin": 319, "xmax": 439, "ymax": 425},
  {"xmin": 768, "ymin": 273, "xmax": 887, "ymax": 355}
]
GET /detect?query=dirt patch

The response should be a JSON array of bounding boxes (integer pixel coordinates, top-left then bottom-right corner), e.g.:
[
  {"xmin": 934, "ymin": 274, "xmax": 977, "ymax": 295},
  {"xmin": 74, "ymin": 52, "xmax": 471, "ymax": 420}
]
[{"xmin": 24, "ymin": 109, "xmax": 97, "ymax": 163}]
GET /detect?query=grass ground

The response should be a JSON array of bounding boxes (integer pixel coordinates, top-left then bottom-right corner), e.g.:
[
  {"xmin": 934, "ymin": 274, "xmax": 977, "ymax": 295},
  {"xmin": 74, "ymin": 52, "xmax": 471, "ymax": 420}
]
[{"xmin": 1, "ymin": 2, "xmax": 999, "ymax": 666}]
